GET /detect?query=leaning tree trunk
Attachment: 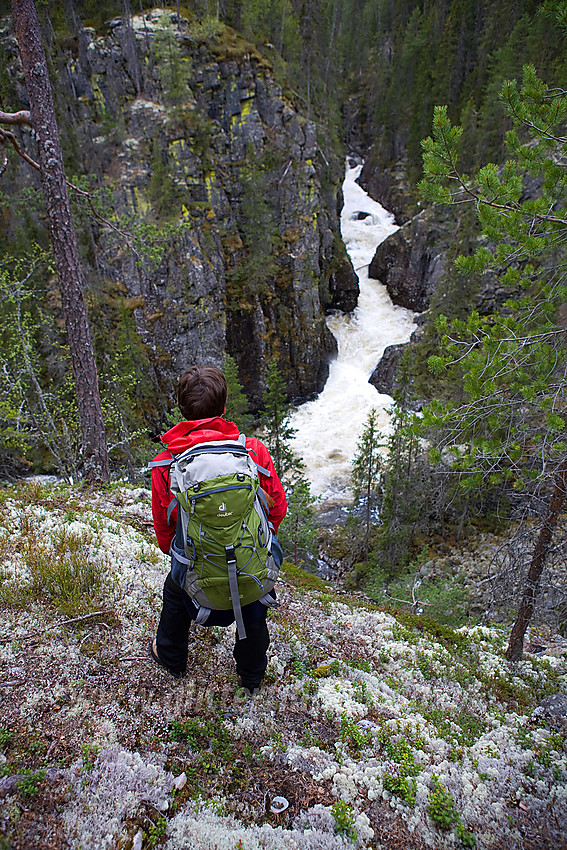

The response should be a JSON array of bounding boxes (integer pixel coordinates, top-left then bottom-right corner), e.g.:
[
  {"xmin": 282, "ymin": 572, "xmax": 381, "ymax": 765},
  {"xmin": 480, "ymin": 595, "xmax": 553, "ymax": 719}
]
[
  {"xmin": 10, "ymin": 0, "xmax": 110, "ymax": 483},
  {"xmin": 505, "ymin": 456, "xmax": 567, "ymax": 661}
]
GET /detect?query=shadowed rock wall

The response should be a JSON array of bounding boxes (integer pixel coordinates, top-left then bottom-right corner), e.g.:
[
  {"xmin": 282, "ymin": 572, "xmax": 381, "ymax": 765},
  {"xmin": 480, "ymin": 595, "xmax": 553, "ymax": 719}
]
[{"xmin": 1, "ymin": 8, "xmax": 358, "ymax": 419}]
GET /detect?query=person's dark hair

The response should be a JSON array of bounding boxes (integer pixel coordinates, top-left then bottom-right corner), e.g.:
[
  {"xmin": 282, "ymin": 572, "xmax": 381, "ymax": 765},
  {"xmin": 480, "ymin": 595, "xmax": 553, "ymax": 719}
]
[{"xmin": 177, "ymin": 364, "xmax": 227, "ymax": 420}]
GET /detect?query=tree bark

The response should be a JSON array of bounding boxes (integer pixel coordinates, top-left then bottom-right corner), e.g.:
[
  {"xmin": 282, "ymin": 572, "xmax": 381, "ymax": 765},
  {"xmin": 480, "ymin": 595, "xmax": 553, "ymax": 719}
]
[
  {"xmin": 505, "ymin": 455, "xmax": 567, "ymax": 661},
  {"xmin": 10, "ymin": 0, "xmax": 110, "ymax": 483}
]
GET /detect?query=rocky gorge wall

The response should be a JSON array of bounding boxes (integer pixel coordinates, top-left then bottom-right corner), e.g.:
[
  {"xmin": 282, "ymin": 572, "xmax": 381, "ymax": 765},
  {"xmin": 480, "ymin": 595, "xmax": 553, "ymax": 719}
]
[
  {"xmin": 356, "ymin": 161, "xmax": 521, "ymax": 400},
  {"xmin": 0, "ymin": 8, "xmax": 358, "ymax": 423}
]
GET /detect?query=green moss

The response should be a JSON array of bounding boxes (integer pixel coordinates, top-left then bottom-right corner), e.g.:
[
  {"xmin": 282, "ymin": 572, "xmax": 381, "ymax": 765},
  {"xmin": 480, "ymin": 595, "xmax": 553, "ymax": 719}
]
[
  {"xmin": 231, "ymin": 95, "xmax": 254, "ymax": 131},
  {"xmin": 391, "ymin": 611, "xmax": 471, "ymax": 650},
  {"xmin": 281, "ymin": 560, "xmax": 328, "ymax": 591},
  {"xmin": 91, "ymin": 75, "xmax": 109, "ymax": 123},
  {"xmin": 312, "ymin": 659, "xmax": 342, "ymax": 678}
]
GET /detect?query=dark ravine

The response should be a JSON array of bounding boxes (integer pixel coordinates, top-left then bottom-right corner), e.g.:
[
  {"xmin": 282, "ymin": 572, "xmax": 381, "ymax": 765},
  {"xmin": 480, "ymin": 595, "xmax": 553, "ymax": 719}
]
[{"xmin": 0, "ymin": 9, "xmax": 358, "ymax": 421}]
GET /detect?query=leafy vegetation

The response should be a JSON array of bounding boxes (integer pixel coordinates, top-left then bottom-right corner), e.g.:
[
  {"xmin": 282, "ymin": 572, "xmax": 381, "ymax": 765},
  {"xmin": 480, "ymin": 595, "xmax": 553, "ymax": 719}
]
[{"xmin": 427, "ymin": 774, "xmax": 475, "ymax": 846}]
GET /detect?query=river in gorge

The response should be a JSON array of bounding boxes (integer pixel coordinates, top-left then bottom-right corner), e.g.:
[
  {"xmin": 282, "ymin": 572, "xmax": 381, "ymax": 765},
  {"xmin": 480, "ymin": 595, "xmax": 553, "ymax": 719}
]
[{"xmin": 289, "ymin": 161, "xmax": 417, "ymax": 513}]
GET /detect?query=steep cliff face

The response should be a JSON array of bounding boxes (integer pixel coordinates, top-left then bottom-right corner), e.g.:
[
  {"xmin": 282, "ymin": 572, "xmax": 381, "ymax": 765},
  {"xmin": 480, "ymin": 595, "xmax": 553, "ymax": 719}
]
[
  {"xmin": 368, "ymin": 208, "xmax": 449, "ymax": 313},
  {"xmin": 1, "ymin": 9, "xmax": 358, "ymax": 418}
]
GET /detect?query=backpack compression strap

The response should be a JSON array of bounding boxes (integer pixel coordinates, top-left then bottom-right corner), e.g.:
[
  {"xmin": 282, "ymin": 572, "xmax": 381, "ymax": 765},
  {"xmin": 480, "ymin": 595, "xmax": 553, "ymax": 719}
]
[{"xmin": 225, "ymin": 545, "xmax": 247, "ymax": 640}]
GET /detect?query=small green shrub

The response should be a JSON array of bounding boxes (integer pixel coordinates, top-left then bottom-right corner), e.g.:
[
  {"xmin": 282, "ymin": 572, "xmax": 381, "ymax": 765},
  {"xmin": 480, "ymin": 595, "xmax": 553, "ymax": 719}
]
[
  {"xmin": 346, "ymin": 658, "xmax": 372, "ymax": 673},
  {"xmin": 383, "ymin": 771, "xmax": 416, "ymax": 806},
  {"xmin": 427, "ymin": 775, "xmax": 475, "ymax": 846},
  {"xmin": 170, "ymin": 716, "xmax": 233, "ymax": 763},
  {"xmin": 427, "ymin": 775, "xmax": 459, "ymax": 829},
  {"xmin": 16, "ymin": 769, "xmax": 45, "ymax": 799},
  {"xmin": 331, "ymin": 799, "xmax": 357, "ymax": 842},
  {"xmin": 0, "ymin": 726, "xmax": 13, "ymax": 748},
  {"xmin": 352, "ymin": 680, "xmax": 374, "ymax": 706},
  {"xmin": 422, "ymin": 707, "xmax": 486, "ymax": 748},
  {"xmin": 81, "ymin": 743, "xmax": 99, "ymax": 772},
  {"xmin": 147, "ymin": 816, "xmax": 168, "ymax": 846},
  {"xmin": 339, "ymin": 713, "xmax": 371, "ymax": 754}
]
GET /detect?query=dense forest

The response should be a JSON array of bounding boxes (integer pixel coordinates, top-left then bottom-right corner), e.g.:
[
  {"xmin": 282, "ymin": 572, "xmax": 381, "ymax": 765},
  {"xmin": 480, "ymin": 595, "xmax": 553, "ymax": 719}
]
[{"xmin": 55, "ymin": 0, "xmax": 567, "ymax": 178}]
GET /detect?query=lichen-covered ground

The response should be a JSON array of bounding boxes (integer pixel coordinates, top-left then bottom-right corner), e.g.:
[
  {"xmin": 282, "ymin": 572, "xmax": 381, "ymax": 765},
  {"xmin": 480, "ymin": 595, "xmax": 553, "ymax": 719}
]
[{"xmin": 0, "ymin": 481, "xmax": 566, "ymax": 849}]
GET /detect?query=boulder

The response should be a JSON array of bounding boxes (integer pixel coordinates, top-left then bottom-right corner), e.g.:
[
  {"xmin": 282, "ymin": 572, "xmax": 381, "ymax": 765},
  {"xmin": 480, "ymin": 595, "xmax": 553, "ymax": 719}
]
[
  {"xmin": 368, "ymin": 343, "xmax": 407, "ymax": 396},
  {"xmin": 531, "ymin": 694, "xmax": 567, "ymax": 735},
  {"xmin": 357, "ymin": 158, "xmax": 417, "ymax": 225}
]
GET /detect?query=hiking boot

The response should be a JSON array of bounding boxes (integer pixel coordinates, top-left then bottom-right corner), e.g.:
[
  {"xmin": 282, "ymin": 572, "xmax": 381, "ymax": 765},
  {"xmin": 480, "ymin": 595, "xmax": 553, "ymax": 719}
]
[
  {"xmin": 242, "ymin": 686, "xmax": 260, "ymax": 698},
  {"xmin": 149, "ymin": 638, "xmax": 185, "ymax": 679}
]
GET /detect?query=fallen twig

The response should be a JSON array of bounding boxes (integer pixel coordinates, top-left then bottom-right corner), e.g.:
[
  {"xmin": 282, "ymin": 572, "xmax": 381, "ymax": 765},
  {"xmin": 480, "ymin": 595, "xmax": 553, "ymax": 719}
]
[
  {"xmin": 0, "ymin": 609, "xmax": 112, "ymax": 643},
  {"xmin": 384, "ymin": 592, "xmax": 430, "ymax": 609},
  {"xmin": 46, "ymin": 732, "xmax": 64, "ymax": 759}
]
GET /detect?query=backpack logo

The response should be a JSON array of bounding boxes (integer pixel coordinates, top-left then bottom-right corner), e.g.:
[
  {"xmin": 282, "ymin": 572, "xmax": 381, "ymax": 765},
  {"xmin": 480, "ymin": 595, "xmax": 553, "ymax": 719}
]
[{"xmin": 218, "ymin": 501, "xmax": 233, "ymax": 517}]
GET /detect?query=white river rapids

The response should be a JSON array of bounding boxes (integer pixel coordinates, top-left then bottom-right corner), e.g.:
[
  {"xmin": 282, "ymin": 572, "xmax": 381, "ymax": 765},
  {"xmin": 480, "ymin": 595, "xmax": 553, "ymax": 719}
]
[{"xmin": 289, "ymin": 162, "xmax": 417, "ymax": 505}]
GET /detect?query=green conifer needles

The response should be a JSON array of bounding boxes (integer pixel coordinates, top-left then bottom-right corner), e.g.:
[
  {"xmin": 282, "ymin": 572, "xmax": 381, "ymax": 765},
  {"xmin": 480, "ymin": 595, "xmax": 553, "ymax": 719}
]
[
  {"xmin": 418, "ymin": 54, "xmax": 567, "ymax": 658},
  {"xmin": 420, "ymin": 66, "xmax": 567, "ymax": 253},
  {"xmin": 418, "ymin": 64, "xmax": 567, "ymax": 495}
]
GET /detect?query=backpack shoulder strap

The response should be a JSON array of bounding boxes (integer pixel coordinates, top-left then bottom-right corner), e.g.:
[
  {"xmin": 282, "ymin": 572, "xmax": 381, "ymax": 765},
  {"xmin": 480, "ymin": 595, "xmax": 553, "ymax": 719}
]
[
  {"xmin": 242, "ymin": 438, "xmax": 272, "ymax": 478},
  {"xmin": 148, "ymin": 446, "xmax": 177, "ymax": 470},
  {"xmin": 166, "ymin": 496, "xmax": 178, "ymax": 522},
  {"xmin": 148, "ymin": 457, "xmax": 174, "ymax": 469}
]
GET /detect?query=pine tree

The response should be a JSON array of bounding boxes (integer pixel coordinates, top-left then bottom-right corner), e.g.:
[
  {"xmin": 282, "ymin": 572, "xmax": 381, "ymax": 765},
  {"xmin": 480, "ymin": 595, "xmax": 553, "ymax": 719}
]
[
  {"xmin": 257, "ymin": 359, "xmax": 318, "ymax": 566},
  {"xmin": 351, "ymin": 407, "xmax": 383, "ymax": 556},
  {"xmin": 224, "ymin": 354, "xmax": 253, "ymax": 433},
  {"xmin": 418, "ymin": 52, "xmax": 567, "ymax": 659},
  {"xmin": 278, "ymin": 474, "xmax": 318, "ymax": 568},
  {"xmin": 6, "ymin": 0, "xmax": 110, "ymax": 482},
  {"xmin": 259, "ymin": 360, "xmax": 296, "ymax": 479}
]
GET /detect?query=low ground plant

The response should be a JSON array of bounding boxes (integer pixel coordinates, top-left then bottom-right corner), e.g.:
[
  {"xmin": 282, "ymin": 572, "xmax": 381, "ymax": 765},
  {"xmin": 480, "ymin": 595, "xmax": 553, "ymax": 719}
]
[
  {"xmin": 0, "ymin": 521, "xmax": 111, "ymax": 617},
  {"xmin": 331, "ymin": 799, "xmax": 357, "ymax": 842},
  {"xmin": 427, "ymin": 774, "xmax": 475, "ymax": 846}
]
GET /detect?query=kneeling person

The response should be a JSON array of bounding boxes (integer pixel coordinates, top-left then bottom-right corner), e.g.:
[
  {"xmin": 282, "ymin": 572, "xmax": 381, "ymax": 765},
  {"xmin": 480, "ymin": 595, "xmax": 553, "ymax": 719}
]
[{"xmin": 149, "ymin": 364, "xmax": 287, "ymax": 695}]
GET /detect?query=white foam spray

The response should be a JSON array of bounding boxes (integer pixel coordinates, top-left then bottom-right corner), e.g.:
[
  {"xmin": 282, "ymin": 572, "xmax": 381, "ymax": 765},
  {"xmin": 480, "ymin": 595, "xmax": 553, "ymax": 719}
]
[{"xmin": 289, "ymin": 162, "xmax": 417, "ymax": 503}]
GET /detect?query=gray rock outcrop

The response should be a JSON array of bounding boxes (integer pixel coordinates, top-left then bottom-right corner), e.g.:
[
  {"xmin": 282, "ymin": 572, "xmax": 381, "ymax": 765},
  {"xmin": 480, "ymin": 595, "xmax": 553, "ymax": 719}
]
[
  {"xmin": 0, "ymin": 9, "xmax": 358, "ymax": 420},
  {"xmin": 368, "ymin": 209, "xmax": 449, "ymax": 313}
]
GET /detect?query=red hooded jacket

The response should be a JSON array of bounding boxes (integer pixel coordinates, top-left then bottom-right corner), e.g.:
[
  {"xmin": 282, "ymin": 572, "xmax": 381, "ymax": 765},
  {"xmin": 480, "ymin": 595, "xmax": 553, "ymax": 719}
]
[{"xmin": 150, "ymin": 417, "xmax": 287, "ymax": 553}]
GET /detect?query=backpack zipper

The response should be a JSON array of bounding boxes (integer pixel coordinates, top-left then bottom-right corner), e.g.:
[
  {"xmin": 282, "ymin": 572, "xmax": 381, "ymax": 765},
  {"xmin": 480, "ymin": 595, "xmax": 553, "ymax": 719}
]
[{"xmin": 188, "ymin": 482, "xmax": 253, "ymax": 512}]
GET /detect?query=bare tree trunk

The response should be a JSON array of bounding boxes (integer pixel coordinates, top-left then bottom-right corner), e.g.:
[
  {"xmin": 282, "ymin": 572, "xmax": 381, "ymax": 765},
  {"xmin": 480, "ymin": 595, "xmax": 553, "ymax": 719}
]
[
  {"xmin": 324, "ymin": 0, "xmax": 338, "ymax": 92},
  {"xmin": 505, "ymin": 456, "xmax": 567, "ymax": 661},
  {"xmin": 10, "ymin": 0, "xmax": 110, "ymax": 483}
]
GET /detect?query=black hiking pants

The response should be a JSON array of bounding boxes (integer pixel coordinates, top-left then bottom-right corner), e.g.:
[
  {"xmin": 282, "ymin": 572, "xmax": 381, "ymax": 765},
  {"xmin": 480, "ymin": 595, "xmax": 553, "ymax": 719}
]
[{"xmin": 156, "ymin": 572, "xmax": 272, "ymax": 689}]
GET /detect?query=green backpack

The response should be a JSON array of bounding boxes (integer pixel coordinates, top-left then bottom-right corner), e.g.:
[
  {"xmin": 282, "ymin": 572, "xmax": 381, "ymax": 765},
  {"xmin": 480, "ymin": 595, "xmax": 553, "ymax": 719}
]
[{"xmin": 150, "ymin": 435, "xmax": 281, "ymax": 639}]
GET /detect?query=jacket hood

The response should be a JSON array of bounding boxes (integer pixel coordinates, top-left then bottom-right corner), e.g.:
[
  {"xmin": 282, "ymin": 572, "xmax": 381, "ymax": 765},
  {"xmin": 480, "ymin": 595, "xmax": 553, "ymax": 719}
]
[{"xmin": 155, "ymin": 417, "xmax": 240, "ymax": 457}]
